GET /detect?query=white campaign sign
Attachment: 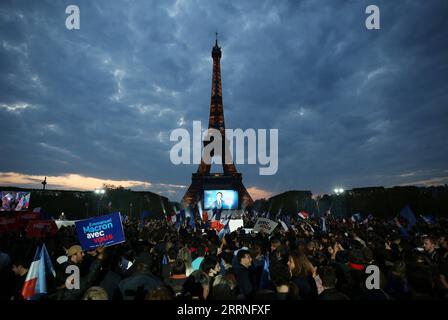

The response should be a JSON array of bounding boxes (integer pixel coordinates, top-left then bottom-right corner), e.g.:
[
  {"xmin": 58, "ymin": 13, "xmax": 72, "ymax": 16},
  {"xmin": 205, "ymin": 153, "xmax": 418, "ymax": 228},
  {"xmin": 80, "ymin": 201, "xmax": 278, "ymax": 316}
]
[
  {"xmin": 55, "ymin": 220, "xmax": 77, "ymax": 229},
  {"xmin": 228, "ymin": 219, "xmax": 244, "ymax": 232},
  {"xmin": 253, "ymin": 218, "xmax": 278, "ymax": 234}
]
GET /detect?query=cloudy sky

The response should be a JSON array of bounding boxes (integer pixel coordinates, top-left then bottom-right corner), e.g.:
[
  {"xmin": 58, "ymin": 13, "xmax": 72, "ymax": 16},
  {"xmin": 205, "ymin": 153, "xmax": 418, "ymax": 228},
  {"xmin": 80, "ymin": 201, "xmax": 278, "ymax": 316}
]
[{"xmin": 1, "ymin": 0, "xmax": 447, "ymax": 201}]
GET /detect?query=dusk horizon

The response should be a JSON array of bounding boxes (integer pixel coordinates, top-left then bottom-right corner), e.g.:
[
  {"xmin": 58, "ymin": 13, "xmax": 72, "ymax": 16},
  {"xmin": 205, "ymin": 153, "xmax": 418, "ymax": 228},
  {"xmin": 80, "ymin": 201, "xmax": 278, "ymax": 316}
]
[{"xmin": 1, "ymin": 171, "xmax": 447, "ymax": 203}]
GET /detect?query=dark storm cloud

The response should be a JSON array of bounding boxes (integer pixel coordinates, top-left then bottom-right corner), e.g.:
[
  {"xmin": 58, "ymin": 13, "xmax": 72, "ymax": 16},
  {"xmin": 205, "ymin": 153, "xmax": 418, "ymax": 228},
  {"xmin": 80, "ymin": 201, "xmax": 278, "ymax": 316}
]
[{"xmin": 0, "ymin": 0, "xmax": 447, "ymax": 200}]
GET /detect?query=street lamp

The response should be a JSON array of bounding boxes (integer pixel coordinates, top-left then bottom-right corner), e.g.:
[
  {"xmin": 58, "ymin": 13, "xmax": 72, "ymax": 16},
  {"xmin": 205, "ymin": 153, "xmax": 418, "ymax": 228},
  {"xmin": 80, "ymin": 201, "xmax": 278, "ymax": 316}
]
[
  {"xmin": 94, "ymin": 189, "xmax": 105, "ymax": 216},
  {"xmin": 332, "ymin": 188, "xmax": 345, "ymax": 217}
]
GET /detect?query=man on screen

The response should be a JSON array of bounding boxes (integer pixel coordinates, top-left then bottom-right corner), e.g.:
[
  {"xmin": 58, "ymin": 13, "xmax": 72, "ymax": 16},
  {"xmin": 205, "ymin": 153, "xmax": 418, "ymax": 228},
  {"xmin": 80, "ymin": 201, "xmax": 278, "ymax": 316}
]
[
  {"xmin": 212, "ymin": 192, "xmax": 224, "ymax": 210},
  {"xmin": 210, "ymin": 192, "xmax": 225, "ymax": 221}
]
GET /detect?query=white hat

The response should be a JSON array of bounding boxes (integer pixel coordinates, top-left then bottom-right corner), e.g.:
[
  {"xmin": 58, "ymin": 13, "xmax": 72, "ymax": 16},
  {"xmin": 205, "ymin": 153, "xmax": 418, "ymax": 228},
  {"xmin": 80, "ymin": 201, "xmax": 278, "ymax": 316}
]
[{"xmin": 56, "ymin": 255, "xmax": 68, "ymax": 265}]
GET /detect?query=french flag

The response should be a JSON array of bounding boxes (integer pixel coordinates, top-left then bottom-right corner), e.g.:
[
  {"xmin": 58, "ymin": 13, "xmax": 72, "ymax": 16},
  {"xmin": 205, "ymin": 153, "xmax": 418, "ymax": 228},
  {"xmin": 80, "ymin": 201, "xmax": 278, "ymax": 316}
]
[
  {"xmin": 167, "ymin": 213, "xmax": 176, "ymax": 224},
  {"xmin": 218, "ymin": 220, "xmax": 230, "ymax": 239},
  {"xmin": 167, "ymin": 206, "xmax": 177, "ymax": 224},
  {"xmin": 298, "ymin": 211, "xmax": 309, "ymax": 220},
  {"xmin": 21, "ymin": 244, "xmax": 56, "ymax": 300}
]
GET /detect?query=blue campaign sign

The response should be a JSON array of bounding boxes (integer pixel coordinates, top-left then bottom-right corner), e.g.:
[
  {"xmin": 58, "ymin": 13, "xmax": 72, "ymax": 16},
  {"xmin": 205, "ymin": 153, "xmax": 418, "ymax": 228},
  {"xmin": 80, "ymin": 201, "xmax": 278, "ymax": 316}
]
[{"xmin": 75, "ymin": 212, "xmax": 126, "ymax": 251}]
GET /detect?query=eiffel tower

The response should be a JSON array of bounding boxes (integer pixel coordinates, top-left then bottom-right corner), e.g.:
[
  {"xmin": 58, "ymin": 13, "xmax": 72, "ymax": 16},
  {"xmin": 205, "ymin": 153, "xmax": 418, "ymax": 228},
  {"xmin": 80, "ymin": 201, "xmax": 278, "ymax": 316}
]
[{"xmin": 182, "ymin": 36, "xmax": 253, "ymax": 210}]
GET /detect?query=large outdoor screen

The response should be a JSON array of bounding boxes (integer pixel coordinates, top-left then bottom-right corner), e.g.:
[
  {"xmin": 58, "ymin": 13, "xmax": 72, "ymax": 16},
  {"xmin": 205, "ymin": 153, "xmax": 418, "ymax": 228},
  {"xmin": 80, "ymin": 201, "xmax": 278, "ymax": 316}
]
[
  {"xmin": 204, "ymin": 190, "xmax": 238, "ymax": 210},
  {"xmin": 1, "ymin": 191, "xmax": 31, "ymax": 211}
]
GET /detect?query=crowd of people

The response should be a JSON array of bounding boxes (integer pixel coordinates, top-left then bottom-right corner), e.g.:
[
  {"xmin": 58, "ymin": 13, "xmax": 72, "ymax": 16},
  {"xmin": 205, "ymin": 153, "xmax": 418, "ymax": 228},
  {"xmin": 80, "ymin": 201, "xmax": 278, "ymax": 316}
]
[{"xmin": 0, "ymin": 212, "xmax": 447, "ymax": 300}]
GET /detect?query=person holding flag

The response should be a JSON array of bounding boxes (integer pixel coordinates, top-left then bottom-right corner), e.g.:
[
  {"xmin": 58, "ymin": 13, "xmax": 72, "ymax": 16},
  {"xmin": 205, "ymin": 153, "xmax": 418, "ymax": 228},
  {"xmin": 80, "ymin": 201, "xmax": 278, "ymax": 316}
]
[{"xmin": 10, "ymin": 255, "xmax": 29, "ymax": 300}]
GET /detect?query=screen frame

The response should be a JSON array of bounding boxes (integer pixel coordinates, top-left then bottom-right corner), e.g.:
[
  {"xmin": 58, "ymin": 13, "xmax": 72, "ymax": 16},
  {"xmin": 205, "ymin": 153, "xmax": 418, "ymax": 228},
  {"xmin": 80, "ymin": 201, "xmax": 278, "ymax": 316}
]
[{"xmin": 203, "ymin": 189, "xmax": 239, "ymax": 210}]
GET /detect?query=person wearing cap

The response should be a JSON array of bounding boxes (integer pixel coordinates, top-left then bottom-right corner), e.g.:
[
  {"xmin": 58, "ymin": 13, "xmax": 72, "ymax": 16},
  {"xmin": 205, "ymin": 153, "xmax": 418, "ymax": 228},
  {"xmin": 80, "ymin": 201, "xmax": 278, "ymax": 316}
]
[
  {"xmin": 66, "ymin": 245, "xmax": 84, "ymax": 265},
  {"xmin": 52, "ymin": 245, "xmax": 105, "ymax": 300},
  {"xmin": 55, "ymin": 246, "xmax": 82, "ymax": 290}
]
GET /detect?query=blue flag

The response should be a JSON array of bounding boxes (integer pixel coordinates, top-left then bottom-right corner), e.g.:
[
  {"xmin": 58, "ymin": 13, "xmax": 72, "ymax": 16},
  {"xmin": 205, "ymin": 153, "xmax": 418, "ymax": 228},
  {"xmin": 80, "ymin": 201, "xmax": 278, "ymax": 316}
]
[
  {"xmin": 351, "ymin": 213, "xmax": 362, "ymax": 222},
  {"xmin": 181, "ymin": 209, "xmax": 186, "ymax": 221},
  {"xmin": 174, "ymin": 211, "xmax": 181, "ymax": 231},
  {"xmin": 259, "ymin": 255, "xmax": 271, "ymax": 290},
  {"xmin": 399, "ymin": 227, "xmax": 409, "ymax": 238},
  {"xmin": 174, "ymin": 209, "xmax": 186, "ymax": 230},
  {"xmin": 141, "ymin": 211, "xmax": 151, "ymax": 219},
  {"xmin": 41, "ymin": 243, "xmax": 55, "ymax": 278},
  {"xmin": 177, "ymin": 209, "xmax": 186, "ymax": 222},
  {"xmin": 37, "ymin": 244, "xmax": 55, "ymax": 297},
  {"xmin": 421, "ymin": 215, "xmax": 435, "ymax": 225},
  {"xmin": 184, "ymin": 208, "xmax": 195, "ymax": 229},
  {"xmin": 282, "ymin": 215, "xmax": 292, "ymax": 229},
  {"xmin": 219, "ymin": 258, "xmax": 226, "ymax": 276},
  {"xmin": 140, "ymin": 211, "xmax": 151, "ymax": 227},
  {"xmin": 275, "ymin": 207, "xmax": 282, "ymax": 221},
  {"xmin": 321, "ymin": 216, "xmax": 327, "ymax": 233},
  {"xmin": 188, "ymin": 216, "xmax": 196, "ymax": 230},
  {"xmin": 399, "ymin": 205, "xmax": 417, "ymax": 230}
]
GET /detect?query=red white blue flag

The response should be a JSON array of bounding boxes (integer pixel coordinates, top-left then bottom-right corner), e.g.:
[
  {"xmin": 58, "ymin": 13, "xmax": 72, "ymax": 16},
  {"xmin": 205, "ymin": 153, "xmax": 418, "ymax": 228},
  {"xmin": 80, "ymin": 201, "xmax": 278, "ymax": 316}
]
[
  {"xmin": 21, "ymin": 244, "xmax": 55, "ymax": 300},
  {"xmin": 298, "ymin": 211, "xmax": 309, "ymax": 220}
]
